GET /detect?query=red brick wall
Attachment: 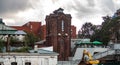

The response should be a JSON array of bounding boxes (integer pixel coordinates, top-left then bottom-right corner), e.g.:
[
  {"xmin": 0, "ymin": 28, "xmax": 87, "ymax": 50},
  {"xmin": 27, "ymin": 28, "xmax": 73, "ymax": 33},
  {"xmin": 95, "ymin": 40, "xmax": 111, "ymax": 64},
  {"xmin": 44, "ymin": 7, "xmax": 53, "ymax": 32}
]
[
  {"xmin": 23, "ymin": 22, "xmax": 41, "ymax": 36},
  {"xmin": 46, "ymin": 8, "xmax": 72, "ymax": 61},
  {"xmin": 11, "ymin": 21, "xmax": 41, "ymax": 38},
  {"xmin": 71, "ymin": 25, "xmax": 76, "ymax": 39},
  {"xmin": 40, "ymin": 25, "xmax": 46, "ymax": 40}
]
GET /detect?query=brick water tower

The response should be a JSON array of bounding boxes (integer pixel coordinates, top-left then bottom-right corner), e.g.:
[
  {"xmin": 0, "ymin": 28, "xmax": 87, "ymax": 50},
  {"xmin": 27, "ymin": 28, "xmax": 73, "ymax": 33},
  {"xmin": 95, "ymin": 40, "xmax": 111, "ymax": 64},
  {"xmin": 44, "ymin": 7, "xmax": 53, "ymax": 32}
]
[{"xmin": 45, "ymin": 8, "xmax": 72, "ymax": 61}]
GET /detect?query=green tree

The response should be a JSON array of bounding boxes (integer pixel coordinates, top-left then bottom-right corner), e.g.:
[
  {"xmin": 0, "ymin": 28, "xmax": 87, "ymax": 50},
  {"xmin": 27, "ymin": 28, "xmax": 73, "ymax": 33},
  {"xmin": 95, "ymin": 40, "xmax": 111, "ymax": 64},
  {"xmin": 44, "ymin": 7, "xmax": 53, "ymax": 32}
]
[
  {"xmin": 23, "ymin": 33, "xmax": 38, "ymax": 48},
  {"xmin": 10, "ymin": 36, "xmax": 19, "ymax": 46},
  {"xmin": 91, "ymin": 16, "xmax": 111, "ymax": 44},
  {"xmin": 12, "ymin": 46, "xmax": 32, "ymax": 52},
  {"xmin": 78, "ymin": 22, "xmax": 96, "ymax": 38},
  {"xmin": 91, "ymin": 16, "xmax": 120, "ymax": 45},
  {"xmin": 108, "ymin": 16, "xmax": 120, "ymax": 42}
]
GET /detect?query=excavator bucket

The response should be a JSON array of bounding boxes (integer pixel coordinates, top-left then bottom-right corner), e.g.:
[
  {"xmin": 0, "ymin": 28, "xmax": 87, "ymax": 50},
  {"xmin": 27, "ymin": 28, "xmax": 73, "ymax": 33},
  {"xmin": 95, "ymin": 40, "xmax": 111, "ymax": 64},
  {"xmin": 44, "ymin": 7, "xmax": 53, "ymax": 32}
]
[
  {"xmin": 88, "ymin": 60, "xmax": 99, "ymax": 64},
  {"xmin": 79, "ymin": 49, "xmax": 100, "ymax": 65}
]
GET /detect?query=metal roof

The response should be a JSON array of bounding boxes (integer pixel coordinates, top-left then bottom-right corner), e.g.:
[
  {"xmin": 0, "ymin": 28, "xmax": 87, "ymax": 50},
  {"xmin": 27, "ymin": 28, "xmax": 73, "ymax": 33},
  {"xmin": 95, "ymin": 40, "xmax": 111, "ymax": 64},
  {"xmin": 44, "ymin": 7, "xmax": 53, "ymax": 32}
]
[
  {"xmin": 0, "ymin": 52, "xmax": 58, "ymax": 56},
  {"xmin": 93, "ymin": 41, "xmax": 102, "ymax": 44},
  {"xmin": 0, "ymin": 24, "xmax": 26, "ymax": 35},
  {"xmin": 0, "ymin": 30, "xmax": 16, "ymax": 35},
  {"xmin": 75, "ymin": 41, "xmax": 92, "ymax": 45},
  {"xmin": 0, "ymin": 24, "xmax": 16, "ymax": 30},
  {"xmin": 75, "ymin": 41, "xmax": 102, "ymax": 45},
  {"xmin": 29, "ymin": 49, "xmax": 58, "ymax": 55},
  {"xmin": 0, "ymin": 23, "xmax": 18, "ymax": 35},
  {"xmin": 38, "ymin": 49, "xmax": 57, "ymax": 54},
  {"xmin": 14, "ymin": 30, "xmax": 26, "ymax": 35},
  {"xmin": 35, "ymin": 40, "xmax": 46, "ymax": 44}
]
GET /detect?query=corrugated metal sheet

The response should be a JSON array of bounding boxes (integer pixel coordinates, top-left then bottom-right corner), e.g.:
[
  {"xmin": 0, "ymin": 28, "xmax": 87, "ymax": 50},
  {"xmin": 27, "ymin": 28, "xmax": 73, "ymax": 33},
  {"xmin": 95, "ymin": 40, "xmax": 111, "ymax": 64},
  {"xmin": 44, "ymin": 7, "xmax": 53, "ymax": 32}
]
[
  {"xmin": 0, "ymin": 23, "xmax": 18, "ymax": 35},
  {"xmin": 0, "ymin": 30, "xmax": 16, "ymax": 35},
  {"xmin": 0, "ymin": 24, "xmax": 16, "ymax": 30}
]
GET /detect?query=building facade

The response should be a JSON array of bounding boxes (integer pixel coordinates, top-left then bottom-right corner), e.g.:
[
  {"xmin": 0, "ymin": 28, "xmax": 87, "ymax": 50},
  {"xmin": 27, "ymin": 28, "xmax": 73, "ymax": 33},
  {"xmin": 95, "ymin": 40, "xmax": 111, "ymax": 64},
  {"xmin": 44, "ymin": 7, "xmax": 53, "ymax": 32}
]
[
  {"xmin": 40, "ymin": 25, "xmax": 46, "ymax": 40},
  {"xmin": 45, "ymin": 8, "xmax": 71, "ymax": 61},
  {"xmin": 40, "ymin": 25, "xmax": 76, "ymax": 40},
  {"xmin": 0, "ymin": 52, "xmax": 58, "ymax": 65},
  {"xmin": 71, "ymin": 25, "xmax": 76, "ymax": 39},
  {"xmin": 11, "ymin": 21, "xmax": 41, "ymax": 38},
  {"xmin": 11, "ymin": 21, "xmax": 76, "ymax": 41}
]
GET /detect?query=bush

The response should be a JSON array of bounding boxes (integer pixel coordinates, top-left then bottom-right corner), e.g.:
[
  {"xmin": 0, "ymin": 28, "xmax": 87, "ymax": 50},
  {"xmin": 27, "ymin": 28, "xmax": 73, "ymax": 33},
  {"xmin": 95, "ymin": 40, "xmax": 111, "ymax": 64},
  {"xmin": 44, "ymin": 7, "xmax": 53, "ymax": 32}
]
[{"xmin": 12, "ymin": 47, "xmax": 32, "ymax": 52}]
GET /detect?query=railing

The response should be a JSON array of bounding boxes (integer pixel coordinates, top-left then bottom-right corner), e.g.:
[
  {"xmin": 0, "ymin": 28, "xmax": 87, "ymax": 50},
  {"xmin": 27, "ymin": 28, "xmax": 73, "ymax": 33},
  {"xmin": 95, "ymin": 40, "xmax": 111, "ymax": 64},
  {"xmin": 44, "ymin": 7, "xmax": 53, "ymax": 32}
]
[{"xmin": 93, "ymin": 49, "xmax": 116, "ymax": 59}]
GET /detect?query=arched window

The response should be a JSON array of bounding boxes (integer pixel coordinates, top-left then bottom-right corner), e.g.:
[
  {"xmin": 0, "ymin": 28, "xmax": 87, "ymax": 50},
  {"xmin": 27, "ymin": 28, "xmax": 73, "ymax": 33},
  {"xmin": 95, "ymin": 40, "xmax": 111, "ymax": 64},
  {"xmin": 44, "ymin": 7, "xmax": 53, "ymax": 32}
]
[
  {"xmin": 25, "ymin": 62, "xmax": 31, "ymax": 65},
  {"xmin": 11, "ymin": 62, "xmax": 17, "ymax": 65},
  {"xmin": 62, "ymin": 20, "xmax": 64, "ymax": 32}
]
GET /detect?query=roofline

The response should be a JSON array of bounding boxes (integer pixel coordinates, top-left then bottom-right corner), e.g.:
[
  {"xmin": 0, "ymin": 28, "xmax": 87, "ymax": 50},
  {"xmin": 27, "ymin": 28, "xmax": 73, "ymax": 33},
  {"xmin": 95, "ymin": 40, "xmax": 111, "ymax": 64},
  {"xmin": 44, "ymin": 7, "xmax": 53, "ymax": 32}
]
[{"xmin": 0, "ymin": 53, "xmax": 59, "ymax": 56}]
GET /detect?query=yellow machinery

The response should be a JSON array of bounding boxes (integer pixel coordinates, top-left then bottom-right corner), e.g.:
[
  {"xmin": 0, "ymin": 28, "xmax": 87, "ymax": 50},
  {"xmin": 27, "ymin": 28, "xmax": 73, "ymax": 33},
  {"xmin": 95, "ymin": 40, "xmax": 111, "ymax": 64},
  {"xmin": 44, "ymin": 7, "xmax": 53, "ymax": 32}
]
[{"xmin": 83, "ymin": 50, "xmax": 99, "ymax": 64}]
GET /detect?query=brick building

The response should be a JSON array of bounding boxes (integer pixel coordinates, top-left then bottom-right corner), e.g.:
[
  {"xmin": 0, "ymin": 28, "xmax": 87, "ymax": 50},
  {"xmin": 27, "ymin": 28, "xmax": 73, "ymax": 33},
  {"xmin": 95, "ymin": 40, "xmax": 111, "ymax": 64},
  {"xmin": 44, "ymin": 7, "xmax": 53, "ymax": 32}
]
[
  {"xmin": 40, "ymin": 25, "xmax": 76, "ymax": 40},
  {"xmin": 71, "ymin": 25, "xmax": 76, "ymax": 39},
  {"xmin": 11, "ymin": 21, "xmax": 76, "ymax": 41},
  {"xmin": 11, "ymin": 21, "xmax": 41, "ymax": 38},
  {"xmin": 45, "ymin": 8, "xmax": 72, "ymax": 61},
  {"xmin": 40, "ymin": 25, "xmax": 46, "ymax": 40}
]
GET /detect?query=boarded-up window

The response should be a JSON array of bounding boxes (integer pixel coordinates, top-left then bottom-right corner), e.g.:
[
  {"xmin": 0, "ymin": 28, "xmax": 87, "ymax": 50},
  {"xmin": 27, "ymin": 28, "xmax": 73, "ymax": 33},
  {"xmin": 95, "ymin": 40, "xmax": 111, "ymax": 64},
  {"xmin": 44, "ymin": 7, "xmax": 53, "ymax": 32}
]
[
  {"xmin": 25, "ymin": 62, "xmax": 31, "ymax": 65},
  {"xmin": 11, "ymin": 62, "xmax": 17, "ymax": 65}
]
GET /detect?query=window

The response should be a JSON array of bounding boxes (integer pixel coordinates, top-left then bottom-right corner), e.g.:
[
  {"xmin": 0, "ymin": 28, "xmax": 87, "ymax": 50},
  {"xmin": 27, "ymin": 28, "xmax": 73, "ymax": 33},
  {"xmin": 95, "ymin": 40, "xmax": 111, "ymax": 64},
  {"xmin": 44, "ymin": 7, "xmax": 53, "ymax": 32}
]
[
  {"xmin": 61, "ymin": 20, "xmax": 64, "ymax": 31},
  {"xmin": 11, "ymin": 62, "xmax": 17, "ymax": 65},
  {"xmin": 25, "ymin": 62, "xmax": 31, "ymax": 65}
]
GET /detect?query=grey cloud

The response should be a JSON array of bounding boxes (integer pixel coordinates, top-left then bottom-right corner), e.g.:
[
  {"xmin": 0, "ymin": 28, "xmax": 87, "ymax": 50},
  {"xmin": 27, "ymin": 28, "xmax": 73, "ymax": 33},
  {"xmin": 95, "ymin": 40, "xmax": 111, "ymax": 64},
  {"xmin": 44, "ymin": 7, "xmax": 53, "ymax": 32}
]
[
  {"xmin": 102, "ymin": 0, "xmax": 115, "ymax": 11},
  {"xmin": 0, "ymin": 0, "xmax": 32, "ymax": 15},
  {"xmin": 64, "ymin": 0, "xmax": 116, "ymax": 19},
  {"xmin": 51, "ymin": 0, "xmax": 59, "ymax": 3},
  {"xmin": 68, "ymin": 0, "xmax": 98, "ymax": 18},
  {"xmin": 87, "ymin": 0, "xmax": 95, "ymax": 7}
]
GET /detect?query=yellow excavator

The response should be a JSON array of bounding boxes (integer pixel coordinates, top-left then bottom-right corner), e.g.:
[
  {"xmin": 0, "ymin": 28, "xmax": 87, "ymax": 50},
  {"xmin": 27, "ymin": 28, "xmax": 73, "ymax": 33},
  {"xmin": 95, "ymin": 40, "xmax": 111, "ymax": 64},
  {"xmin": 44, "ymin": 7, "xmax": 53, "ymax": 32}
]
[{"xmin": 79, "ymin": 50, "xmax": 99, "ymax": 65}]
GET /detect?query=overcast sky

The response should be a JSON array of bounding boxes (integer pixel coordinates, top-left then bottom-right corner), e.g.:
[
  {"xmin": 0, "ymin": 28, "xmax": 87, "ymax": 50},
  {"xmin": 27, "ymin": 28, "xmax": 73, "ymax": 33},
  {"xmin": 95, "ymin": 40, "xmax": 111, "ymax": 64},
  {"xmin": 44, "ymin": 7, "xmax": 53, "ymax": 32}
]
[{"xmin": 0, "ymin": 0, "xmax": 120, "ymax": 32}]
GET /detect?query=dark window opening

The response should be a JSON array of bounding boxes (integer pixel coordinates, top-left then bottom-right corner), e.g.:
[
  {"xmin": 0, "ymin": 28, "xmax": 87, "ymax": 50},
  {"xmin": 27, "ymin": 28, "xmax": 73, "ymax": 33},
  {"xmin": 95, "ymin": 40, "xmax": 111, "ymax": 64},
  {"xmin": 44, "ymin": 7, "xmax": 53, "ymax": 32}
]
[
  {"xmin": 0, "ymin": 62, "xmax": 3, "ymax": 65},
  {"xmin": 11, "ymin": 62, "xmax": 17, "ymax": 65},
  {"xmin": 25, "ymin": 62, "xmax": 31, "ymax": 65}
]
